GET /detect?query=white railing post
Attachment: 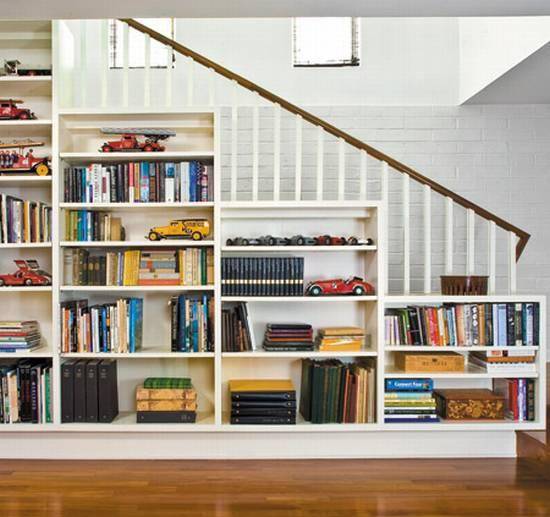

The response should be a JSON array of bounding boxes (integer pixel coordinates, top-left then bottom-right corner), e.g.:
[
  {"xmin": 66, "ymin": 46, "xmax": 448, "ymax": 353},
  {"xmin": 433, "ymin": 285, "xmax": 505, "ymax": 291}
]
[
  {"xmin": 208, "ymin": 68, "xmax": 215, "ymax": 106},
  {"xmin": 252, "ymin": 104, "xmax": 259, "ymax": 202},
  {"xmin": 338, "ymin": 138, "xmax": 345, "ymax": 201},
  {"xmin": 359, "ymin": 150, "xmax": 367, "ymax": 200},
  {"xmin": 445, "ymin": 197, "xmax": 453, "ymax": 275},
  {"xmin": 403, "ymin": 174, "xmax": 410, "ymax": 295},
  {"xmin": 143, "ymin": 34, "xmax": 151, "ymax": 107},
  {"xmin": 295, "ymin": 115, "xmax": 302, "ymax": 201},
  {"xmin": 467, "ymin": 208, "xmax": 475, "ymax": 275},
  {"xmin": 165, "ymin": 45, "xmax": 173, "ymax": 107},
  {"xmin": 79, "ymin": 20, "xmax": 87, "ymax": 107},
  {"xmin": 230, "ymin": 82, "xmax": 238, "ymax": 201},
  {"xmin": 509, "ymin": 232, "xmax": 517, "ymax": 294},
  {"xmin": 122, "ymin": 22, "xmax": 129, "ymax": 107},
  {"xmin": 316, "ymin": 127, "xmax": 324, "ymax": 201},
  {"xmin": 273, "ymin": 104, "xmax": 281, "ymax": 201},
  {"xmin": 381, "ymin": 161, "xmax": 389, "ymax": 295},
  {"xmin": 187, "ymin": 58, "xmax": 194, "ymax": 105},
  {"xmin": 488, "ymin": 221, "xmax": 496, "ymax": 294},
  {"xmin": 100, "ymin": 20, "xmax": 108, "ymax": 107},
  {"xmin": 423, "ymin": 185, "xmax": 432, "ymax": 294}
]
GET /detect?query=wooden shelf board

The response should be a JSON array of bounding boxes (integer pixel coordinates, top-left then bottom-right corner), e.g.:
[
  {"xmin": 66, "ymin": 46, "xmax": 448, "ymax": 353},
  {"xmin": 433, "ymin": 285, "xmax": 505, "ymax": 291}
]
[
  {"xmin": 59, "ymin": 202, "xmax": 214, "ymax": 210},
  {"xmin": 222, "ymin": 350, "xmax": 377, "ymax": 358},
  {"xmin": 0, "ymin": 347, "xmax": 52, "ymax": 358},
  {"xmin": 0, "ymin": 242, "xmax": 51, "ymax": 248},
  {"xmin": 0, "ymin": 76, "xmax": 52, "ymax": 83},
  {"xmin": 61, "ymin": 285, "xmax": 215, "ymax": 293},
  {"xmin": 385, "ymin": 346, "xmax": 540, "ymax": 352},
  {"xmin": 222, "ymin": 245, "xmax": 377, "ymax": 252},
  {"xmin": 61, "ymin": 349, "xmax": 214, "ymax": 359},
  {"xmin": 0, "ymin": 119, "xmax": 51, "ymax": 127},
  {"xmin": 0, "ymin": 175, "xmax": 52, "ymax": 186},
  {"xmin": 60, "ymin": 240, "xmax": 215, "ymax": 248},
  {"xmin": 385, "ymin": 294, "xmax": 546, "ymax": 304},
  {"xmin": 59, "ymin": 151, "xmax": 214, "ymax": 161},
  {"xmin": 222, "ymin": 296, "xmax": 377, "ymax": 302},
  {"xmin": 385, "ymin": 365, "xmax": 539, "ymax": 379},
  {"xmin": 221, "ymin": 201, "xmax": 380, "ymax": 209},
  {"xmin": 0, "ymin": 286, "xmax": 51, "ymax": 293}
]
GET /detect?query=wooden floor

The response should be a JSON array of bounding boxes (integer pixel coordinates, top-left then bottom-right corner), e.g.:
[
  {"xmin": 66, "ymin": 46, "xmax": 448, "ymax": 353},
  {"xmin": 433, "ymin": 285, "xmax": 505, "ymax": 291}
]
[{"xmin": 1, "ymin": 458, "xmax": 550, "ymax": 516}]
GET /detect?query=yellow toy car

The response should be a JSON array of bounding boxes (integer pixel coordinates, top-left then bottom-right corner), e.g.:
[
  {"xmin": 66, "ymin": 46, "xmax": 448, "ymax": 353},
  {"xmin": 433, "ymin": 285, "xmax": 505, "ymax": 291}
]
[{"xmin": 147, "ymin": 219, "xmax": 210, "ymax": 241}]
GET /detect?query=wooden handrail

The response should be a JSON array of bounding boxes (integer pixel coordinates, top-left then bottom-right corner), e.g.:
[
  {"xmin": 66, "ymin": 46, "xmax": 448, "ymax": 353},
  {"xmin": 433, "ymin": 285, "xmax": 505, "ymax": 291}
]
[{"xmin": 121, "ymin": 18, "xmax": 530, "ymax": 260}]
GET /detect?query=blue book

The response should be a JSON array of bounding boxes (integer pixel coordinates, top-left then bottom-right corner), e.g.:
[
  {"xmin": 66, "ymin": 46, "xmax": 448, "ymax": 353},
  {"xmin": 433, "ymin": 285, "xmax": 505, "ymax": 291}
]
[
  {"xmin": 190, "ymin": 161, "xmax": 197, "ymax": 202},
  {"xmin": 140, "ymin": 162, "xmax": 150, "ymax": 202},
  {"xmin": 129, "ymin": 299, "xmax": 135, "ymax": 353},
  {"xmin": 177, "ymin": 295, "xmax": 187, "ymax": 352},
  {"xmin": 497, "ymin": 303, "xmax": 507, "ymax": 346},
  {"xmin": 385, "ymin": 378, "xmax": 434, "ymax": 392},
  {"xmin": 100, "ymin": 306, "xmax": 108, "ymax": 352},
  {"xmin": 492, "ymin": 304, "xmax": 499, "ymax": 346},
  {"xmin": 192, "ymin": 302, "xmax": 199, "ymax": 352}
]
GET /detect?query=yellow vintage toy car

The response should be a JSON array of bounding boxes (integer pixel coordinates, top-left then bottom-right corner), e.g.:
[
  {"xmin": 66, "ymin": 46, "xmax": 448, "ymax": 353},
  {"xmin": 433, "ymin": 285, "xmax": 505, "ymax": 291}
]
[{"xmin": 146, "ymin": 219, "xmax": 210, "ymax": 241}]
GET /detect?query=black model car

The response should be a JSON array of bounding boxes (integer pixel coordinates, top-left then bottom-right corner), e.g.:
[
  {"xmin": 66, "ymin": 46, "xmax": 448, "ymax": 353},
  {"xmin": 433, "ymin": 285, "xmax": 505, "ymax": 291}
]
[
  {"xmin": 287, "ymin": 235, "xmax": 316, "ymax": 246},
  {"xmin": 226, "ymin": 237, "xmax": 261, "ymax": 246},
  {"xmin": 257, "ymin": 235, "xmax": 288, "ymax": 246}
]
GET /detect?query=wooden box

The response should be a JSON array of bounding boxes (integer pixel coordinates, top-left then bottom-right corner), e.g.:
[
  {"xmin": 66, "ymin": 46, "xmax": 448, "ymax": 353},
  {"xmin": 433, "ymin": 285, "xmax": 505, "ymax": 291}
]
[
  {"xmin": 394, "ymin": 352, "xmax": 465, "ymax": 373},
  {"xmin": 434, "ymin": 389, "xmax": 505, "ymax": 420}
]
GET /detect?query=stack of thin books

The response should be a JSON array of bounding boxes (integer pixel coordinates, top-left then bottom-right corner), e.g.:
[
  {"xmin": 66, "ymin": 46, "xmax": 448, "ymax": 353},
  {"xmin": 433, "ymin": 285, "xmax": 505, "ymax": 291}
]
[
  {"xmin": 230, "ymin": 379, "xmax": 296, "ymax": 424},
  {"xmin": 317, "ymin": 327, "xmax": 365, "ymax": 352},
  {"xmin": 384, "ymin": 378, "xmax": 439, "ymax": 423},
  {"xmin": 262, "ymin": 324, "xmax": 314, "ymax": 352},
  {"xmin": 0, "ymin": 321, "xmax": 41, "ymax": 352},
  {"xmin": 136, "ymin": 377, "xmax": 197, "ymax": 423}
]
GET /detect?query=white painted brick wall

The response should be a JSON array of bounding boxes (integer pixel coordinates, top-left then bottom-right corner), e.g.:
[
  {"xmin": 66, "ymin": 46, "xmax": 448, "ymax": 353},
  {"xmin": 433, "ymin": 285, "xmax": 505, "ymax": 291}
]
[{"xmin": 220, "ymin": 104, "xmax": 550, "ymax": 351}]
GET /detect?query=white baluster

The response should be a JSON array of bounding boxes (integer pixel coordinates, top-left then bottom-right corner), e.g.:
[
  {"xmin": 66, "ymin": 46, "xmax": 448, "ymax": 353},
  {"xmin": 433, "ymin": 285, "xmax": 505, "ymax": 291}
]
[
  {"xmin": 252, "ymin": 105, "xmax": 259, "ymax": 202},
  {"xmin": 273, "ymin": 104, "xmax": 281, "ymax": 201},
  {"xmin": 445, "ymin": 197, "xmax": 453, "ymax": 274},
  {"xmin": 338, "ymin": 138, "xmax": 345, "ymax": 200},
  {"xmin": 79, "ymin": 20, "xmax": 87, "ymax": 107},
  {"xmin": 509, "ymin": 232, "xmax": 517, "ymax": 294},
  {"xmin": 488, "ymin": 221, "xmax": 496, "ymax": 294},
  {"xmin": 467, "ymin": 208, "xmax": 475, "ymax": 275},
  {"xmin": 231, "ymin": 103, "xmax": 238, "ymax": 202},
  {"xmin": 143, "ymin": 34, "xmax": 151, "ymax": 107},
  {"xmin": 381, "ymin": 161, "xmax": 389, "ymax": 295},
  {"xmin": 165, "ymin": 45, "xmax": 173, "ymax": 107},
  {"xmin": 187, "ymin": 58, "xmax": 194, "ymax": 106},
  {"xmin": 403, "ymin": 174, "xmax": 410, "ymax": 295},
  {"xmin": 423, "ymin": 185, "xmax": 432, "ymax": 294},
  {"xmin": 359, "ymin": 150, "xmax": 367, "ymax": 200},
  {"xmin": 316, "ymin": 127, "xmax": 324, "ymax": 201},
  {"xmin": 295, "ymin": 115, "xmax": 302, "ymax": 201},
  {"xmin": 122, "ymin": 22, "xmax": 129, "ymax": 107},
  {"xmin": 208, "ymin": 68, "xmax": 215, "ymax": 106},
  {"xmin": 100, "ymin": 20, "xmax": 108, "ymax": 108}
]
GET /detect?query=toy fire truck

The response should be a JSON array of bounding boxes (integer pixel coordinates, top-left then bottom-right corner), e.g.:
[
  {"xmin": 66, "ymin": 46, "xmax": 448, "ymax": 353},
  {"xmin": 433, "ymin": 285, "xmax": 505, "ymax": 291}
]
[
  {"xmin": 0, "ymin": 141, "xmax": 50, "ymax": 176},
  {"xmin": 0, "ymin": 99, "xmax": 36, "ymax": 120},
  {"xmin": 99, "ymin": 128, "xmax": 176, "ymax": 152}
]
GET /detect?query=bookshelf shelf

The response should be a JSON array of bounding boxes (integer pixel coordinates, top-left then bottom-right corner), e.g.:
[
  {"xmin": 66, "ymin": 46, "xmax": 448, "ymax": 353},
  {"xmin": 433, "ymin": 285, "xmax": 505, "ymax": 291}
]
[
  {"xmin": 221, "ymin": 296, "xmax": 377, "ymax": 302},
  {"xmin": 0, "ymin": 286, "xmax": 52, "ymax": 293},
  {"xmin": 0, "ymin": 119, "xmax": 52, "ymax": 127},
  {"xmin": 385, "ymin": 295, "xmax": 544, "ymax": 304},
  {"xmin": 60, "ymin": 240, "xmax": 215, "ymax": 248},
  {"xmin": 384, "ymin": 345, "xmax": 541, "ymax": 352},
  {"xmin": 60, "ymin": 285, "xmax": 215, "ymax": 292},
  {"xmin": 384, "ymin": 365, "xmax": 539, "ymax": 379},
  {"xmin": 59, "ymin": 202, "xmax": 215, "ymax": 210},
  {"xmin": 60, "ymin": 151, "xmax": 214, "ymax": 162},
  {"xmin": 0, "ymin": 75, "xmax": 52, "ymax": 83},
  {"xmin": 222, "ymin": 245, "xmax": 377, "ymax": 252},
  {"xmin": 0, "ymin": 176, "xmax": 52, "ymax": 186},
  {"xmin": 0, "ymin": 242, "xmax": 52, "ymax": 248},
  {"xmin": 0, "ymin": 347, "xmax": 53, "ymax": 358},
  {"xmin": 61, "ymin": 350, "xmax": 215, "ymax": 359},
  {"xmin": 222, "ymin": 350, "xmax": 377, "ymax": 358}
]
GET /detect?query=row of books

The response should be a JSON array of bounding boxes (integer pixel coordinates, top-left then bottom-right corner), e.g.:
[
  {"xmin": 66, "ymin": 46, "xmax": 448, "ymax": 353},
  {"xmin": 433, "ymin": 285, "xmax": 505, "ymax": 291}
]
[
  {"xmin": 63, "ymin": 210, "xmax": 125, "ymax": 242},
  {"xmin": 494, "ymin": 378, "xmax": 536, "ymax": 421},
  {"xmin": 221, "ymin": 302, "xmax": 254, "ymax": 352},
  {"xmin": 60, "ymin": 298, "xmax": 143, "ymax": 354},
  {"xmin": 0, "ymin": 360, "xmax": 53, "ymax": 424},
  {"xmin": 263, "ymin": 323, "xmax": 313, "ymax": 352},
  {"xmin": 136, "ymin": 378, "xmax": 197, "ymax": 423},
  {"xmin": 300, "ymin": 358, "xmax": 376, "ymax": 424},
  {"xmin": 384, "ymin": 378, "xmax": 438, "ymax": 423},
  {"xmin": 385, "ymin": 303, "xmax": 540, "ymax": 347},
  {"xmin": 63, "ymin": 162, "xmax": 213, "ymax": 203},
  {"xmin": 230, "ymin": 379, "xmax": 296, "ymax": 425},
  {"xmin": 169, "ymin": 295, "xmax": 214, "ymax": 353},
  {"xmin": 221, "ymin": 257, "xmax": 304, "ymax": 296},
  {"xmin": 61, "ymin": 359, "xmax": 118, "ymax": 423},
  {"xmin": 65, "ymin": 248, "xmax": 214, "ymax": 286},
  {"xmin": 0, "ymin": 320, "xmax": 42, "ymax": 352},
  {"xmin": 0, "ymin": 194, "xmax": 52, "ymax": 243}
]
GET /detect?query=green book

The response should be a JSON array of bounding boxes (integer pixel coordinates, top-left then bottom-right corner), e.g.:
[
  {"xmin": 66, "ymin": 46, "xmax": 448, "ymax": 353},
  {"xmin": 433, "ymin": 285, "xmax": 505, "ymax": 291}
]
[
  {"xmin": 143, "ymin": 377, "xmax": 193, "ymax": 389},
  {"xmin": 45, "ymin": 368, "xmax": 52, "ymax": 423}
]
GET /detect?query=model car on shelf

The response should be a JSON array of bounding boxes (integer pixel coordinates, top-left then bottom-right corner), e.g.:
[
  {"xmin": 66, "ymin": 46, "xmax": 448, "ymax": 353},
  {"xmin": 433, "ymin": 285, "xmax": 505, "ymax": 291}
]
[
  {"xmin": 347, "ymin": 236, "xmax": 374, "ymax": 246},
  {"xmin": 1, "ymin": 60, "xmax": 51, "ymax": 77},
  {"xmin": 287, "ymin": 235, "xmax": 317, "ymax": 246},
  {"xmin": 225, "ymin": 237, "xmax": 262, "ymax": 246},
  {"xmin": 315, "ymin": 235, "xmax": 347, "ymax": 246},
  {"xmin": 0, "ymin": 99, "xmax": 36, "ymax": 120},
  {"xmin": 99, "ymin": 128, "xmax": 176, "ymax": 153},
  {"xmin": 0, "ymin": 260, "xmax": 52, "ymax": 287},
  {"xmin": 147, "ymin": 219, "xmax": 210, "ymax": 241},
  {"xmin": 0, "ymin": 141, "xmax": 50, "ymax": 176},
  {"xmin": 305, "ymin": 277, "xmax": 375, "ymax": 296},
  {"xmin": 225, "ymin": 235, "xmax": 375, "ymax": 247}
]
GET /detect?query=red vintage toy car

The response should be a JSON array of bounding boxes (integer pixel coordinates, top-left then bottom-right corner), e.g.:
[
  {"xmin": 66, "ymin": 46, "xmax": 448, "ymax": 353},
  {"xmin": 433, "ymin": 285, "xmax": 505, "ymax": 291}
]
[
  {"xmin": 0, "ymin": 99, "xmax": 35, "ymax": 120},
  {"xmin": 0, "ymin": 260, "xmax": 52, "ymax": 287},
  {"xmin": 306, "ymin": 276, "xmax": 375, "ymax": 296},
  {"xmin": 0, "ymin": 141, "xmax": 50, "ymax": 176},
  {"xmin": 100, "ymin": 128, "xmax": 176, "ymax": 153},
  {"xmin": 315, "ymin": 235, "xmax": 347, "ymax": 246}
]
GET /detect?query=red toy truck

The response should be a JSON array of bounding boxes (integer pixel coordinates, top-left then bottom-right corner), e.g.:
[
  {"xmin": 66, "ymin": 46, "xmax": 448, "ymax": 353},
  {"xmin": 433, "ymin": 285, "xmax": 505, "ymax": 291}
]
[
  {"xmin": 100, "ymin": 128, "xmax": 176, "ymax": 153},
  {"xmin": 0, "ymin": 99, "xmax": 35, "ymax": 120},
  {"xmin": 0, "ymin": 260, "xmax": 52, "ymax": 287},
  {"xmin": 0, "ymin": 141, "xmax": 50, "ymax": 176},
  {"xmin": 305, "ymin": 277, "xmax": 375, "ymax": 296}
]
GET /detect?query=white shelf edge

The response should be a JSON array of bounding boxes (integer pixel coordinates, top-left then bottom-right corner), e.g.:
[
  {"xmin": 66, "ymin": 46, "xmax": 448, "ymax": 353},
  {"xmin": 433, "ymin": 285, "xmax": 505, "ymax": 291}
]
[
  {"xmin": 59, "ymin": 151, "xmax": 214, "ymax": 160},
  {"xmin": 0, "ymin": 76, "xmax": 52, "ymax": 82},
  {"xmin": 60, "ymin": 240, "xmax": 215, "ymax": 247},
  {"xmin": 61, "ymin": 352, "xmax": 214, "ymax": 359},
  {"xmin": 222, "ymin": 350, "xmax": 377, "ymax": 358},
  {"xmin": 221, "ymin": 200, "xmax": 380, "ymax": 209},
  {"xmin": 0, "ymin": 242, "xmax": 52, "ymax": 248},
  {"xmin": 60, "ymin": 285, "xmax": 215, "ymax": 292},
  {"xmin": 385, "ymin": 346, "xmax": 540, "ymax": 352},
  {"xmin": 0, "ymin": 286, "xmax": 52, "ymax": 293},
  {"xmin": 221, "ymin": 296, "xmax": 378, "ymax": 302},
  {"xmin": 0, "ymin": 119, "xmax": 52, "ymax": 126},
  {"xmin": 59, "ymin": 202, "xmax": 214, "ymax": 209},
  {"xmin": 222, "ymin": 245, "xmax": 377, "ymax": 252},
  {"xmin": 385, "ymin": 294, "xmax": 547, "ymax": 303}
]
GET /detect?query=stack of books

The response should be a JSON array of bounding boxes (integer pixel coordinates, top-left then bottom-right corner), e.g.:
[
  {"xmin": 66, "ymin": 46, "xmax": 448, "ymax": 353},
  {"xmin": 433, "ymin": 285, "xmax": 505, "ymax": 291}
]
[
  {"xmin": 63, "ymin": 161, "xmax": 213, "ymax": 203},
  {"xmin": 0, "ymin": 194, "xmax": 52, "ymax": 243},
  {"xmin": 385, "ymin": 302, "xmax": 540, "ymax": 347},
  {"xmin": 60, "ymin": 298, "xmax": 143, "ymax": 353},
  {"xmin": 169, "ymin": 295, "xmax": 214, "ymax": 353},
  {"xmin": 469, "ymin": 350, "xmax": 537, "ymax": 373},
  {"xmin": 0, "ymin": 360, "xmax": 52, "ymax": 424},
  {"xmin": 493, "ymin": 378, "xmax": 536, "ymax": 421},
  {"xmin": 61, "ymin": 359, "xmax": 118, "ymax": 423},
  {"xmin": 221, "ymin": 302, "xmax": 254, "ymax": 352},
  {"xmin": 0, "ymin": 321, "xmax": 42, "ymax": 352},
  {"xmin": 63, "ymin": 210, "xmax": 125, "ymax": 241},
  {"xmin": 317, "ymin": 327, "xmax": 366, "ymax": 352},
  {"xmin": 263, "ymin": 324, "xmax": 314, "ymax": 352},
  {"xmin": 300, "ymin": 358, "xmax": 376, "ymax": 424},
  {"xmin": 229, "ymin": 379, "xmax": 296, "ymax": 425},
  {"xmin": 384, "ymin": 378, "xmax": 439, "ymax": 423},
  {"xmin": 136, "ymin": 377, "xmax": 197, "ymax": 423}
]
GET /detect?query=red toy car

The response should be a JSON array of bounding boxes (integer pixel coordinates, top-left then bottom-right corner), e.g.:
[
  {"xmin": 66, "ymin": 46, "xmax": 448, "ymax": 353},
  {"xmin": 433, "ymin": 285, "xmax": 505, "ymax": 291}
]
[
  {"xmin": 0, "ymin": 260, "xmax": 52, "ymax": 287},
  {"xmin": 0, "ymin": 99, "xmax": 35, "ymax": 120},
  {"xmin": 100, "ymin": 128, "xmax": 176, "ymax": 153},
  {"xmin": 315, "ymin": 235, "xmax": 347, "ymax": 246},
  {"xmin": 306, "ymin": 276, "xmax": 375, "ymax": 296},
  {"xmin": 0, "ymin": 141, "xmax": 50, "ymax": 176}
]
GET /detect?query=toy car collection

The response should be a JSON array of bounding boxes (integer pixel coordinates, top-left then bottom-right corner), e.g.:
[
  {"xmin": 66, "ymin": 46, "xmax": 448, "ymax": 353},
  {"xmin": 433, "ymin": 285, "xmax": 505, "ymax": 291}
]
[
  {"xmin": 0, "ymin": 141, "xmax": 50, "ymax": 176},
  {"xmin": 1, "ymin": 60, "xmax": 51, "ymax": 77},
  {"xmin": 99, "ymin": 128, "xmax": 176, "ymax": 153},
  {"xmin": 305, "ymin": 277, "xmax": 375, "ymax": 296},
  {"xmin": 0, "ymin": 260, "xmax": 52, "ymax": 287},
  {"xmin": 0, "ymin": 99, "xmax": 36, "ymax": 120},
  {"xmin": 147, "ymin": 219, "xmax": 210, "ymax": 241},
  {"xmin": 225, "ymin": 234, "xmax": 374, "ymax": 246}
]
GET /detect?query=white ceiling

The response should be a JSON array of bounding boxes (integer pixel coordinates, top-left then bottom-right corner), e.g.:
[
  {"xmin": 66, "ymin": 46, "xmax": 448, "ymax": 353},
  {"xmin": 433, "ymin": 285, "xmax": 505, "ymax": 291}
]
[{"xmin": 5, "ymin": 0, "xmax": 550, "ymax": 19}]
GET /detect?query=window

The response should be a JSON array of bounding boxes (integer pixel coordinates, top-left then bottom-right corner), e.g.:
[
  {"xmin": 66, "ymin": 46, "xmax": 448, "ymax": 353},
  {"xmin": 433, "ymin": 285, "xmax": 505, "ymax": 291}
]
[
  {"xmin": 109, "ymin": 18, "xmax": 175, "ymax": 69},
  {"xmin": 293, "ymin": 18, "xmax": 360, "ymax": 67}
]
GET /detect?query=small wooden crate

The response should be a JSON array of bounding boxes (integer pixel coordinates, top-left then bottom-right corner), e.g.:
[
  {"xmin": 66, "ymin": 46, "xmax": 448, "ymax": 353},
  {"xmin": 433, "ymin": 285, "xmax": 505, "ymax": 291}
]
[
  {"xmin": 434, "ymin": 389, "xmax": 505, "ymax": 420},
  {"xmin": 394, "ymin": 352, "xmax": 465, "ymax": 373}
]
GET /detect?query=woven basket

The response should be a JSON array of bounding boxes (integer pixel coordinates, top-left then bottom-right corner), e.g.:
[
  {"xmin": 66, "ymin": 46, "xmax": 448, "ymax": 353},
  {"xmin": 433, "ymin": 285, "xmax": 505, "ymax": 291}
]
[{"xmin": 440, "ymin": 275, "xmax": 488, "ymax": 296}]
